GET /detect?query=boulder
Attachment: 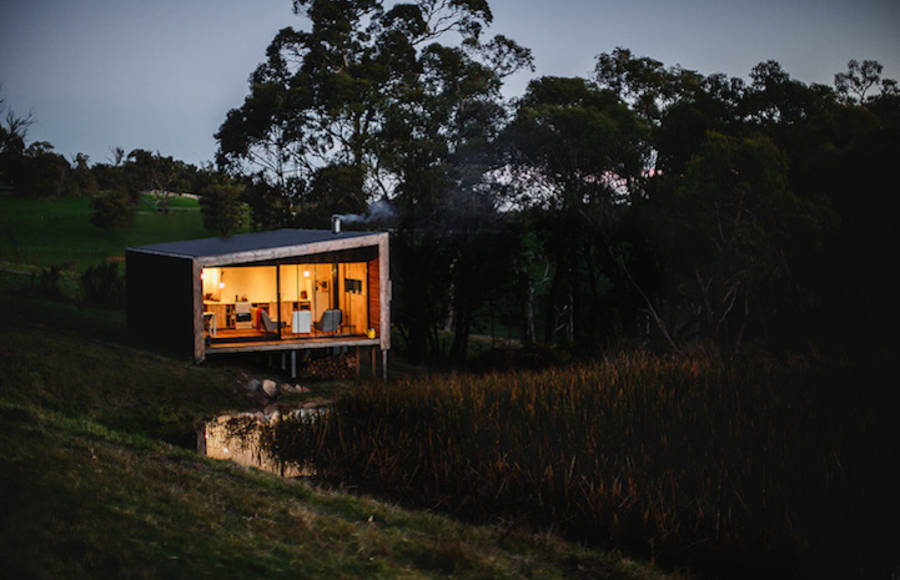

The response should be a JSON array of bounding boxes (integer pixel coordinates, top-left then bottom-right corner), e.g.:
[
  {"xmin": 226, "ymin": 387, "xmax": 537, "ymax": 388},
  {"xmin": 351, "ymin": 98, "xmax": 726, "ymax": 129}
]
[
  {"xmin": 262, "ymin": 379, "xmax": 278, "ymax": 398},
  {"xmin": 246, "ymin": 378, "xmax": 262, "ymax": 393}
]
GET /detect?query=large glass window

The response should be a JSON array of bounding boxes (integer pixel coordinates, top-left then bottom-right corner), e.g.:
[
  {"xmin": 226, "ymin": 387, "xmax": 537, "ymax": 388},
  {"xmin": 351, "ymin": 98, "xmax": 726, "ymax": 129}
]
[{"xmin": 202, "ymin": 261, "xmax": 368, "ymax": 342}]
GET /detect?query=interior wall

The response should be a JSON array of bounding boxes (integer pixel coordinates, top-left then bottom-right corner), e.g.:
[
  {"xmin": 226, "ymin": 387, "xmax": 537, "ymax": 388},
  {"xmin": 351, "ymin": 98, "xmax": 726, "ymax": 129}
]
[
  {"xmin": 279, "ymin": 264, "xmax": 314, "ymax": 303},
  {"xmin": 203, "ymin": 266, "xmax": 277, "ymax": 303},
  {"xmin": 312, "ymin": 263, "xmax": 332, "ymax": 323},
  {"xmin": 339, "ymin": 262, "xmax": 368, "ymax": 332}
]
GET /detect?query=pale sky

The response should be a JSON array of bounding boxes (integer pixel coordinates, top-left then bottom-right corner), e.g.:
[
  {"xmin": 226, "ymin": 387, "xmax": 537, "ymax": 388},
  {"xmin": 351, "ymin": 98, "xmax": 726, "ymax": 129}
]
[{"xmin": 1, "ymin": 0, "xmax": 898, "ymax": 166}]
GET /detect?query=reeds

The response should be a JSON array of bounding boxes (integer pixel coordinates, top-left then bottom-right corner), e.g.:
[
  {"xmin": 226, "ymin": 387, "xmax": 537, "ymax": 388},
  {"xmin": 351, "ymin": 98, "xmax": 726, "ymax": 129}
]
[{"xmin": 263, "ymin": 350, "xmax": 893, "ymax": 574}]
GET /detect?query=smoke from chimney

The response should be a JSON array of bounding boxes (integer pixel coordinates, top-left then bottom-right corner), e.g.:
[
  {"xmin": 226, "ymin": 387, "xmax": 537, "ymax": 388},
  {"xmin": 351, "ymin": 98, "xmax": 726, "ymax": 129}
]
[{"xmin": 333, "ymin": 200, "xmax": 397, "ymax": 227}]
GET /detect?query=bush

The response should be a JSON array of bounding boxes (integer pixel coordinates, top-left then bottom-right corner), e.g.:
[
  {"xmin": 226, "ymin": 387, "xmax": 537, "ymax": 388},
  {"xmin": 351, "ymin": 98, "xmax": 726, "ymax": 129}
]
[
  {"xmin": 30, "ymin": 265, "xmax": 64, "ymax": 299},
  {"xmin": 263, "ymin": 352, "xmax": 897, "ymax": 577},
  {"xmin": 90, "ymin": 191, "xmax": 134, "ymax": 230},
  {"xmin": 200, "ymin": 182, "xmax": 249, "ymax": 237},
  {"xmin": 81, "ymin": 262, "xmax": 125, "ymax": 308}
]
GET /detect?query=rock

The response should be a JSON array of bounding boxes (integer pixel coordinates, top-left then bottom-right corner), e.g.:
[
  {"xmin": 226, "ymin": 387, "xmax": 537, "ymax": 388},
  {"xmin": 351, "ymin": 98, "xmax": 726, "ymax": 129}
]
[
  {"xmin": 279, "ymin": 383, "xmax": 295, "ymax": 395},
  {"xmin": 246, "ymin": 378, "xmax": 262, "ymax": 393},
  {"xmin": 262, "ymin": 379, "xmax": 278, "ymax": 398},
  {"xmin": 296, "ymin": 385, "xmax": 311, "ymax": 393}
]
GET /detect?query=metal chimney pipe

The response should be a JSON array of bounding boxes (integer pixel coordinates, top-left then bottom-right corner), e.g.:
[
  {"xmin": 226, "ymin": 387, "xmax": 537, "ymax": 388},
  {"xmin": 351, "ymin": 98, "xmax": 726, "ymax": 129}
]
[{"xmin": 331, "ymin": 215, "xmax": 341, "ymax": 234}]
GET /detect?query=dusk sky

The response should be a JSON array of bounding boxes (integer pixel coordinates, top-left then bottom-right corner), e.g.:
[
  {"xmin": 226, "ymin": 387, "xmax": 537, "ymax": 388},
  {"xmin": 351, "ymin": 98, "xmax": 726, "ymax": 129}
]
[{"xmin": 2, "ymin": 0, "xmax": 898, "ymax": 167}]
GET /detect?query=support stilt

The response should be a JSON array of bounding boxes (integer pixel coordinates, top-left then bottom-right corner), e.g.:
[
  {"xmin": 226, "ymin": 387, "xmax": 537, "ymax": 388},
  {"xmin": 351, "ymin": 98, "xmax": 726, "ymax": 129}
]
[{"xmin": 291, "ymin": 351, "xmax": 297, "ymax": 379}]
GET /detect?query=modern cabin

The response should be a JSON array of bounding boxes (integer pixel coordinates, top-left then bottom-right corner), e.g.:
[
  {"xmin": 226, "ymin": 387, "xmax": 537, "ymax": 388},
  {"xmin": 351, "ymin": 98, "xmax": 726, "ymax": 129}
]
[{"xmin": 126, "ymin": 228, "xmax": 389, "ymax": 376}]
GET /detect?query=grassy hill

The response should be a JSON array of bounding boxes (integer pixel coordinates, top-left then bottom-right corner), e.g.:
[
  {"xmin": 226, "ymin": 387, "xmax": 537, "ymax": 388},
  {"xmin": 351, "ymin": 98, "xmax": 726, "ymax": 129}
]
[
  {"xmin": 0, "ymin": 268, "xmax": 673, "ymax": 578},
  {"xmin": 0, "ymin": 195, "xmax": 211, "ymax": 272}
]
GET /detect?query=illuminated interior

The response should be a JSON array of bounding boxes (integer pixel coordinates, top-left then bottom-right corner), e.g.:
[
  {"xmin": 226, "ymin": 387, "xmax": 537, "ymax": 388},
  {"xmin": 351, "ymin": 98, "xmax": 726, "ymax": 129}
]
[{"xmin": 201, "ymin": 261, "xmax": 369, "ymax": 342}]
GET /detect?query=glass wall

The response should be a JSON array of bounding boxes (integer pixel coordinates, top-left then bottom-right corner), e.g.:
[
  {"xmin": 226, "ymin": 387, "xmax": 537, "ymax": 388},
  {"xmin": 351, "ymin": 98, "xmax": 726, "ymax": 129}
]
[{"xmin": 202, "ymin": 261, "xmax": 368, "ymax": 341}]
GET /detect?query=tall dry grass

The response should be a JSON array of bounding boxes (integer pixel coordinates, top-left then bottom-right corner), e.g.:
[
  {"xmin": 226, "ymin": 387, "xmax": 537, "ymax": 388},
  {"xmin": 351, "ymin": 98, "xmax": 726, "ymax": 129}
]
[{"xmin": 264, "ymin": 350, "xmax": 896, "ymax": 576}]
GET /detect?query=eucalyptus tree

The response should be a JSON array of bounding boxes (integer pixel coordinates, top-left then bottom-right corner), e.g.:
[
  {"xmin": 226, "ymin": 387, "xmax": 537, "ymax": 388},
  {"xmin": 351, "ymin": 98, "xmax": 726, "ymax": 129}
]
[
  {"xmin": 834, "ymin": 59, "xmax": 898, "ymax": 104},
  {"xmin": 216, "ymin": 0, "xmax": 527, "ymax": 218},
  {"xmin": 501, "ymin": 76, "xmax": 649, "ymax": 344},
  {"xmin": 217, "ymin": 0, "xmax": 533, "ymax": 360}
]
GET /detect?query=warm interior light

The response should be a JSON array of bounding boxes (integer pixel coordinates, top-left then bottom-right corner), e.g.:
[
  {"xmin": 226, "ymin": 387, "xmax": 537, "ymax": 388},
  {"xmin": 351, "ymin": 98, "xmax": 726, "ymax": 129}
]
[
  {"xmin": 219, "ymin": 282, "xmax": 225, "ymax": 289},
  {"xmin": 303, "ymin": 270, "xmax": 310, "ymax": 278}
]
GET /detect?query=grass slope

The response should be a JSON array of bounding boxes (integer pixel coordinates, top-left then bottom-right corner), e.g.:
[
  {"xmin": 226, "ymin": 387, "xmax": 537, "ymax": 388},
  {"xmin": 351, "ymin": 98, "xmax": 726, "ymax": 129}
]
[
  {"xmin": 0, "ymin": 290, "xmax": 674, "ymax": 579},
  {"xmin": 0, "ymin": 196, "xmax": 210, "ymax": 271},
  {"xmin": 0, "ymin": 404, "xmax": 668, "ymax": 579}
]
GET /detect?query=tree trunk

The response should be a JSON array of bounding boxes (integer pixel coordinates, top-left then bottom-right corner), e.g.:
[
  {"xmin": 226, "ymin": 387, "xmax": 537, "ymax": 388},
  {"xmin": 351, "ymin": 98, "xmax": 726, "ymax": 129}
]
[
  {"xmin": 522, "ymin": 271, "xmax": 536, "ymax": 344},
  {"xmin": 563, "ymin": 282, "xmax": 575, "ymax": 343},
  {"xmin": 450, "ymin": 281, "xmax": 471, "ymax": 363}
]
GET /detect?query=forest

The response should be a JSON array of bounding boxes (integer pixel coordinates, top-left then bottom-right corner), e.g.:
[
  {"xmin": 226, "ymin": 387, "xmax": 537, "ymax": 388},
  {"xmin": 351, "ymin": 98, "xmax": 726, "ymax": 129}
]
[
  {"xmin": 2, "ymin": 1, "xmax": 896, "ymax": 364},
  {"xmin": 208, "ymin": 1, "xmax": 898, "ymax": 366}
]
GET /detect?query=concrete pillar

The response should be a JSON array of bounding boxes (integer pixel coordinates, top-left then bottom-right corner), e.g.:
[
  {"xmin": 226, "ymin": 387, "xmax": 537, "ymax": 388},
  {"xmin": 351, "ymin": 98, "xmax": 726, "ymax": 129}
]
[{"xmin": 291, "ymin": 350, "xmax": 297, "ymax": 379}]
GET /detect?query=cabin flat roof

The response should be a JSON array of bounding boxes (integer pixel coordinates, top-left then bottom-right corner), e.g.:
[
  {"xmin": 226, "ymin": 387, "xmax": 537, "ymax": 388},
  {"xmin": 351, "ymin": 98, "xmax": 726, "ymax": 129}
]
[{"xmin": 128, "ymin": 228, "xmax": 381, "ymax": 259}]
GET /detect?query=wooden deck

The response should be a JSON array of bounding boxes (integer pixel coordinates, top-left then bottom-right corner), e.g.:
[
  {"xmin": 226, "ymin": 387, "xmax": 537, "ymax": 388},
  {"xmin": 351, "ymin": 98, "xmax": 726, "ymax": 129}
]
[{"xmin": 207, "ymin": 333, "xmax": 380, "ymax": 354}]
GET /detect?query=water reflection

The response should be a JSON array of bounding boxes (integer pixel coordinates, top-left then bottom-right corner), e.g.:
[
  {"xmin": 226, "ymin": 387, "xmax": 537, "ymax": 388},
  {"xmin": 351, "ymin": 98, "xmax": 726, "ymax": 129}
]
[{"xmin": 197, "ymin": 407, "xmax": 320, "ymax": 477}]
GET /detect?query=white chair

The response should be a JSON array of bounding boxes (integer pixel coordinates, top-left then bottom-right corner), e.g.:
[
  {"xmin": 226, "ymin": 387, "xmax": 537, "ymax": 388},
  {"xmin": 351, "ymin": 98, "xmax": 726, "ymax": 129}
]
[{"xmin": 292, "ymin": 310, "xmax": 311, "ymax": 333}]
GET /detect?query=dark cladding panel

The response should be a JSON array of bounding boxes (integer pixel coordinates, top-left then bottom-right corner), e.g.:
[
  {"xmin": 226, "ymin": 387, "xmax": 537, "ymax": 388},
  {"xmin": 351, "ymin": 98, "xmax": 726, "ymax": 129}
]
[{"xmin": 126, "ymin": 250, "xmax": 195, "ymax": 358}]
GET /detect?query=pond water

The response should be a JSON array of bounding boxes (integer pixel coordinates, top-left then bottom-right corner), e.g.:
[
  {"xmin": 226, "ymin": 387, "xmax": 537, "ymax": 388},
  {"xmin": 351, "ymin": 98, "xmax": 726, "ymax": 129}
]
[{"xmin": 197, "ymin": 406, "xmax": 321, "ymax": 477}]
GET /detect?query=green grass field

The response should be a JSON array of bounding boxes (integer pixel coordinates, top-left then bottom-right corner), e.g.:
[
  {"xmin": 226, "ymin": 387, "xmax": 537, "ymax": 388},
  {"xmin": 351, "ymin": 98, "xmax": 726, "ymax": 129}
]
[{"xmin": 0, "ymin": 195, "xmax": 211, "ymax": 271}]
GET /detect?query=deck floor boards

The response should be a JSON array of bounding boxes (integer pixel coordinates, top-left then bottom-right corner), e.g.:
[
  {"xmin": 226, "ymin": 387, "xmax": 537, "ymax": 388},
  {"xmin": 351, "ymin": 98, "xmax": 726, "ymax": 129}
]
[{"xmin": 207, "ymin": 332, "xmax": 378, "ymax": 353}]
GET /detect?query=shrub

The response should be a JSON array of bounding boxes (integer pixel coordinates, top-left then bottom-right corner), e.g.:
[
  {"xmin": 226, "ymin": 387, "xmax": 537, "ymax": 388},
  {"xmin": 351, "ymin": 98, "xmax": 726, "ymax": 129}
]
[
  {"xmin": 263, "ymin": 352, "xmax": 897, "ymax": 577},
  {"xmin": 30, "ymin": 265, "xmax": 64, "ymax": 299},
  {"xmin": 200, "ymin": 182, "xmax": 249, "ymax": 237},
  {"xmin": 81, "ymin": 262, "xmax": 125, "ymax": 309},
  {"xmin": 90, "ymin": 191, "xmax": 134, "ymax": 230}
]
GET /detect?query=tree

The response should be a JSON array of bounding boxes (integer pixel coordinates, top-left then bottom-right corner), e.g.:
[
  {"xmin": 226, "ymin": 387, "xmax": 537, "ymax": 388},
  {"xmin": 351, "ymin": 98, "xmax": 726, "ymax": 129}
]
[
  {"xmin": 0, "ymin": 87, "xmax": 33, "ymax": 161},
  {"xmin": 216, "ymin": 0, "xmax": 529, "ymax": 224},
  {"xmin": 218, "ymin": 0, "xmax": 532, "ymax": 361},
  {"xmin": 108, "ymin": 146, "xmax": 126, "ymax": 167},
  {"xmin": 19, "ymin": 142, "xmax": 70, "ymax": 198},
  {"xmin": 67, "ymin": 152, "xmax": 98, "ymax": 197},
  {"xmin": 655, "ymin": 131, "xmax": 828, "ymax": 352},
  {"xmin": 200, "ymin": 181, "xmax": 250, "ymax": 237},
  {"xmin": 834, "ymin": 59, "xmax": 896, "ymax": 104},
  {"xmin": 502, "ymin": 76, "xmax": 648, "ymax": 344},
  {"xmin": 90, "ymin": 191, "xmax": 134, "ymax": 230},
  {"xmin": 593, "ymin": 47, "xmax": 687, "ymax": 124},
  {"xmin": 124, "ymin": 149, "xmax": 190, "ymax": 213}
]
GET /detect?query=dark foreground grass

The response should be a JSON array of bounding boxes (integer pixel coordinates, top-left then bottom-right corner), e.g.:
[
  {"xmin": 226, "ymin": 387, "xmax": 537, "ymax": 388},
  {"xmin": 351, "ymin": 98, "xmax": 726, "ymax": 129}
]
[
  {"xmin": 0, "ymin": 402, "xmax": 675, "ymax": 579},
  {"xmin": 0, "ymin": 293, "xmax": 674, "ymax": 579},
  {"xmin": 265, "ymin": 352, "xmax": 900, "ymax": 578},
  {"xmin": 0, "ymin": 293, "xmax": 248, "ymax": 445}
]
